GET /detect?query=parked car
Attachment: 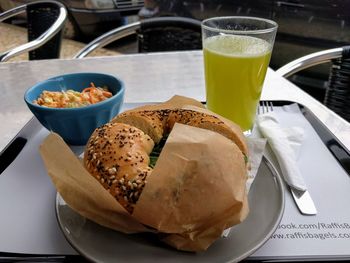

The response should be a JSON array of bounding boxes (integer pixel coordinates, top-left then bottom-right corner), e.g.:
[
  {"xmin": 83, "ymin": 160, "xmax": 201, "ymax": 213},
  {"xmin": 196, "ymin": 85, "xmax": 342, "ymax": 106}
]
[
  {"xmin": 139, "ymin": 0, "xmax": 350, "ymax": 102},
  {"xmin": 0, "ymin": 0, "xmax": 144, "ymax": 41}
]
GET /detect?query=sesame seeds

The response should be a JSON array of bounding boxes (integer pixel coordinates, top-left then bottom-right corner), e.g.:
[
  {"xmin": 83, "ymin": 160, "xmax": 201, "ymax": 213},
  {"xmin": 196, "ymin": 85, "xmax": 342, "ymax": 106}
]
[
  {"xmin": 114, "ymin": 173, "xmax": 148, "ymax": 209},
  {"xmin": 108, "ymin": 167, "xmax": 117, "ymax": 174}
]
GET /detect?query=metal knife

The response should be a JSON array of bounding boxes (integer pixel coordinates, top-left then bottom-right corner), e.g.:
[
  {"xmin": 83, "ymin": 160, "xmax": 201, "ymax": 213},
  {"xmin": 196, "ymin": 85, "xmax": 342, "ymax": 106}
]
[
  {"xmin": 290, "ymin": 188, "xmax": 317, "ymax": 215},
  {"xmin": 261, "ymin": 152, "xmax": 317, "ymax": 216}
]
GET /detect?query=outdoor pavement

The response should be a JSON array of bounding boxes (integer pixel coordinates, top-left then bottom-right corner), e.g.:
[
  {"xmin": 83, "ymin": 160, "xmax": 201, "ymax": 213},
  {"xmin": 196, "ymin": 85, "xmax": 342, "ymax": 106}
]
[{"xmin": 0, "ymin": 23, "xmax": 121, "ymax": 62}]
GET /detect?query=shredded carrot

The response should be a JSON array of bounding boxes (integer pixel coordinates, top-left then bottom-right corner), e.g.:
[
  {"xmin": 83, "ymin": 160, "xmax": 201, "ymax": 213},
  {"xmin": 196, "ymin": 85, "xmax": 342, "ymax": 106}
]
[
  {"xmin": 102, "ymin": 91, "xmax": 112, "ymax": 97},
  {"xmin": 82, "ymin": 87, "xmax": 93, "ymax": 93},
  {"xmin": 89, "ymin": 89, "xmax": 95, "ymax": 104},
  {"xmin": 33, "ymin": 82, "xmax": 113, "ymax": 108}
]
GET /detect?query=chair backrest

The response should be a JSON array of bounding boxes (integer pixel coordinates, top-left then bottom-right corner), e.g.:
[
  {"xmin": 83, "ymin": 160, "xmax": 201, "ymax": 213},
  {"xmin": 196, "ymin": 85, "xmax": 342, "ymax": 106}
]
[
  {"xmin": 324, "ymin": 47, "xmax": 350, "ymax": 121},
  {"xmin": 138, "ymin": 16, "xmax": 202, "ymax": 52},
  {"xmin": 74, "ymin": 16, "xmax": 202, "ymax": 59},
  {"xmin": 0, "ymin": 0, "xmax": 67, "ymax": 62},
  {"xmin": 276, "ymin": 46, "xmax": 350, "ymax": 122}
]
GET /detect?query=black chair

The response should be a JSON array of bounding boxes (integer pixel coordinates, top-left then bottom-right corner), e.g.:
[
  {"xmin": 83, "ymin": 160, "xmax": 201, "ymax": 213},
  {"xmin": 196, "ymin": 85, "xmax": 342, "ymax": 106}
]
[
  {"xmin": 74, "ymin": 16, "xmax": 202, "ymax": 58},
  {"xmin": 276, "ymin": 46, "xmax": 350, "ymax": 122},
  {"xmin": 0, "ymin": 0, "xmax": 67, "ymax": 62}
]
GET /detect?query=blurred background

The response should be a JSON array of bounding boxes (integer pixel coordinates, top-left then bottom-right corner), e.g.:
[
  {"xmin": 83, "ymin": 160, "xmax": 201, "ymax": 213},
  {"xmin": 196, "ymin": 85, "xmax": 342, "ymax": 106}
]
[
  {"xmin": 1, "ymin": 0, "xmax": 350, "ymax": 102},
  {"xmin": 0, "ymin": 0, "xmax": 143, "ymax": 41}
]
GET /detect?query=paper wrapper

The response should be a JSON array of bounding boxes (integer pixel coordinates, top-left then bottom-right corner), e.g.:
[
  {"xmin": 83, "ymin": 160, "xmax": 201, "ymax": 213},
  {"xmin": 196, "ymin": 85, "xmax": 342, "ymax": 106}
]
[{"xmin": 39, "ymin": 96, "xmax": 250, "ymax": 252}]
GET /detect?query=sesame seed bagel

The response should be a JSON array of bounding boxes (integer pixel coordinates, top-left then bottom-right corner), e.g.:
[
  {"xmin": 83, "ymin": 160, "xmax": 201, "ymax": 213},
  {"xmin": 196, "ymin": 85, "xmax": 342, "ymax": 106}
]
[
  {"xmin": 112, "ymin": 108, "xmax": 248, "ymax": 156},
  {"xmin": 167, "ymin": 109, "xmax": 248, "ymax": 156},
  {"xmin": 84, "ymin": 122, "xmax": 154, "ymax": 213},
  {"xmin": 85, "ymin": 103, "xmax": 248, "ymax": 214},
  {"xmin": 113, "ymin": 110, "xmax": 168, "ymax": 144}
]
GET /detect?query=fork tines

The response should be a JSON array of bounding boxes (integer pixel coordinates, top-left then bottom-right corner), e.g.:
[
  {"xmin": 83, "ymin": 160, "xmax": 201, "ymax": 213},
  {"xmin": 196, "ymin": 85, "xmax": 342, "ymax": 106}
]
[{"xmin": 258, "ymin": 101, "xmax": 274, "ymax": 114}]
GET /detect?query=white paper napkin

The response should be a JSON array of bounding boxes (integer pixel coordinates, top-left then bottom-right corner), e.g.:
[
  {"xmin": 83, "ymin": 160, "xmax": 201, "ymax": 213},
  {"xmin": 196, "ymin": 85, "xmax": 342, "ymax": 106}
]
[{"xmin": 256, "ymin": 106, "xmax": 307, "ymax": 191}]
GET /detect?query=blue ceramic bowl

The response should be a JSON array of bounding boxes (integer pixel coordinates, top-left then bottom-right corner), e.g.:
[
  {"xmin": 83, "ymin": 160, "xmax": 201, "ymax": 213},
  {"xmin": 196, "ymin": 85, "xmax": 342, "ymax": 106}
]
[{"xmin": 24, "ymin": 72, "xmax": 125, "ymax": 145}]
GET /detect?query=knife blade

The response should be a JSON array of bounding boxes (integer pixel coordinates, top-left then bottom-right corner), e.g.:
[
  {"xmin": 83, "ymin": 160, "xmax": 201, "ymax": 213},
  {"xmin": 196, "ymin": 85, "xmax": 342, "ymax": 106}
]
[{"xmin": 290, "ymin": 188, "xmax": 317, "ymax": 215}]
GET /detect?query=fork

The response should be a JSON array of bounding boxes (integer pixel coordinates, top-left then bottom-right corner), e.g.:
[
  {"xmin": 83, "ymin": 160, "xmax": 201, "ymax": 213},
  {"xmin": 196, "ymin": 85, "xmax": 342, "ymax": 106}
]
[
  {"xmin": 257, "ymin": 101, "xmax": 274, "ymax": 115},
  {"xmin": 257, "ymin": 101, "xmax": 317, "ymax": 215}
]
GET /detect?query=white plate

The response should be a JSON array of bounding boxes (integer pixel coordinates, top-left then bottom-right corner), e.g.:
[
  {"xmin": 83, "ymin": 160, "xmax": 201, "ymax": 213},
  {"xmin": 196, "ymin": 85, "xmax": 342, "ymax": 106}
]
[{"xmin": 56, "ymin": 156, "xmax": 285, "ymax": 263}]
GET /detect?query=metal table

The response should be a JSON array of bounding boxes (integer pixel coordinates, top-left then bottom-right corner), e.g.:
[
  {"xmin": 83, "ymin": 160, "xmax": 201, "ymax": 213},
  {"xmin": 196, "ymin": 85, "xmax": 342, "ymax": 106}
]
[
  {"xmin": 0, "ymin": 50, "xmax": 350, "ymax": 261},
  {"xmin": 1, "ymin": 50, "xmax": 349, "ymax": 152}
]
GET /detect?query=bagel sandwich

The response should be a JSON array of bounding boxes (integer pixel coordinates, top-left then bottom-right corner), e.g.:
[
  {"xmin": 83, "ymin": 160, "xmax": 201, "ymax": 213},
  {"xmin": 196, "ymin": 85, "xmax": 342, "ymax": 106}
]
[
  {"xmin": 84, "ymin": 97, "xmax": 249, "ymax": 214},
  {"xmin": 41, "ymin": 95, "xmax": 250, "ymax": 252}
]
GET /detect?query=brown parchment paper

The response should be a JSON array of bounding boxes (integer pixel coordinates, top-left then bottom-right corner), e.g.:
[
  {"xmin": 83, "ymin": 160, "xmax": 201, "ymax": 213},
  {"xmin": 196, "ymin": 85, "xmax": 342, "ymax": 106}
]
[
  {"xmin": 39, "ymin": 95, "xmax": 249, "ymax": 252},
  {"xmin": 133, "ymin": 123, "xmax": 249, "ymax": 251},
  {"xmin": 40, "ymin": 134, "xmax": 150, "ymax": 233}
]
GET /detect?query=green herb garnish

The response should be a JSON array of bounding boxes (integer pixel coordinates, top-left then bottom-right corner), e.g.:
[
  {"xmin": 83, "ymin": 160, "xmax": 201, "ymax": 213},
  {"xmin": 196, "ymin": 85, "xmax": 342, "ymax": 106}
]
[
  {"xmin": 149, "ymin": 136, "xmax": 168, "ymax": 168},
  {"xmin": 244, "ymin": 154, "xmax": 248, "ymax": 164}
]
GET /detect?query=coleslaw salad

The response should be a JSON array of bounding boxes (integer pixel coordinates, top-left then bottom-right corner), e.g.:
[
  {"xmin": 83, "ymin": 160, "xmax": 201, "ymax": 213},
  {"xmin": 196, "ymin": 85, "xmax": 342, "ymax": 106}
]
[{"xmin": 34, "ymin": 83, "xmax": 112, "ymax": 108}]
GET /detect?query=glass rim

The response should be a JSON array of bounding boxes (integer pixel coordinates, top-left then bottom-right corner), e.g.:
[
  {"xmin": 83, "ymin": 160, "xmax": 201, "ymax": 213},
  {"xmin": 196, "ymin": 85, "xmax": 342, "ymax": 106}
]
[{"xmin": 202, "ymin": 16, "xmax": 278, "ymax": 35}]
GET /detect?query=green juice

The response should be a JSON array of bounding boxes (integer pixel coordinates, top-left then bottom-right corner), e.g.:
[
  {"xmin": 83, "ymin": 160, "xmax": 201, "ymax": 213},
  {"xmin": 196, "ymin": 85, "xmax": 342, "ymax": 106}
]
[{"xmin": 203, "ymin": 35, "xmax": 272, "ymax": 131}]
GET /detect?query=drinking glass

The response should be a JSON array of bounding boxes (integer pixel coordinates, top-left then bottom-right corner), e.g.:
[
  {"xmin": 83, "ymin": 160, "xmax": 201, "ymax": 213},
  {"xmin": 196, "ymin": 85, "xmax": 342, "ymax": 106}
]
[{"xmin": 202, "ymin": 16, "xmax": 278, "ymax": 132}]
